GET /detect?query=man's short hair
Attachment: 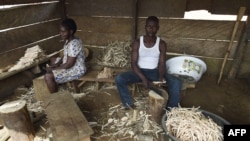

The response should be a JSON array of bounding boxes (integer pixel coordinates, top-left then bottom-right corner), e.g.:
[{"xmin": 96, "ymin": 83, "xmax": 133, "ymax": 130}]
[{"xmin": 146, "ymin": 16, "xmax": 159, "ymax": 24}]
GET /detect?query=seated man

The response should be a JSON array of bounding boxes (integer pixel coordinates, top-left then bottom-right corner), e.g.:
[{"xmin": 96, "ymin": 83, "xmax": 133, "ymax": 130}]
[
  {"xmin": 44, "ymin": 18, "xmax": 86, "ymax": 93},
  {"xmin": 115, "ymin": 16, "xmax": 182, "ymax": 109}
]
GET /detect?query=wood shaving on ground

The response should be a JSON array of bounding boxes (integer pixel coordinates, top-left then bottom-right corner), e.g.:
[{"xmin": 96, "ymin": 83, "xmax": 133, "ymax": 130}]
[
  {"xmin": 96, "ymin": 41, "xmax": 132, "ymax": 68},
  {"xmin": 93, "ymin": 96, "xmax": 164, "ymax": 141},
  {"xmin": 165, "ymin": 107, "xmax": 223, "ymax": 141},
  {"xmin": 17, "ymin": 87, "xmax": 45, "ymax": 113},
  {"xmin": 8, "ymin": 45, "xmax": 47, "ymax": 72}
]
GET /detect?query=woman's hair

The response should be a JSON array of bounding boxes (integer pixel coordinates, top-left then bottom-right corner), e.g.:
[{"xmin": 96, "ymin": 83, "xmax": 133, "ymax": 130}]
[{"xmin": 61, "ymin": 18, "xmax": 77, "ymax": 34}]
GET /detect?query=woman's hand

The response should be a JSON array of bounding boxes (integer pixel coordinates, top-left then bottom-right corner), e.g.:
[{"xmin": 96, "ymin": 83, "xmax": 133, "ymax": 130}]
[{"xmin": 46, "ymin": 66, "xmax": 55, "ymax": 73}]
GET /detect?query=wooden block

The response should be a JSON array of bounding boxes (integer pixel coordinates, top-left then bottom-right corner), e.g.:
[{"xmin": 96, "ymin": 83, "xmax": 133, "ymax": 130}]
[
  {"xmin": 45, "ymin": 92, "xmax": 93, "ymax": 141},
  {"xmin": 0, "ymin": 100, "xmax": 35, "ymax": 141},
  {"xmin": 147, "ymin": 89, "xmax": 168, "ymax": 124},
  {"xmin": 33, "ymin": 75, "xmax": 50, "ymax": 101}
]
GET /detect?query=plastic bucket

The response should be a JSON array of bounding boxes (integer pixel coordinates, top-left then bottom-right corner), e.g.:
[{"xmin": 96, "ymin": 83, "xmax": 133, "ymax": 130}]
[
  {"xmin": 166, "ymin": 56, "xmax": 207, "ymax": 82},
  {"xmin": 161, "ymin": 109, "xmax": 231, "ymax": 141}
]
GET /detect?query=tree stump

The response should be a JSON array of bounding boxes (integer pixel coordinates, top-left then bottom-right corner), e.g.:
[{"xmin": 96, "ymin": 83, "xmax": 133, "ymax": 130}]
[
  {"xmin": 0, "ymin": 100, "xmax": 35, "ymax": 141},
  {"xmin": 147, "ymin": 88, "xmax": 168, "ymax": 124}
]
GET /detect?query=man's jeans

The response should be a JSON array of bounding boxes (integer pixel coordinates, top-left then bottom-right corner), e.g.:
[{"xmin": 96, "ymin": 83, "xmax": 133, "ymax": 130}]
[{"xmin": 115, "ymin": 69, "xmax": 182, "ymax": 108}]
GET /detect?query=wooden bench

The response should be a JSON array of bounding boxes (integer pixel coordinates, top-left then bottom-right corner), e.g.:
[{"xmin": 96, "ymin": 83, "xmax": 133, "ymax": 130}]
[
  {"xmin": 72, "ymin": 68, "xmax": 135, "ymax": 93},
  {"xmin": 32, "ymin": 68, "xmax": 135, "ymax": 100},
  {"xmin": 77, "ymin": 69, "xmax": 125, "ymax": 88},
  {"xmin": 45, "ymin": 92, "xmax": 93, "ymax": 141}
]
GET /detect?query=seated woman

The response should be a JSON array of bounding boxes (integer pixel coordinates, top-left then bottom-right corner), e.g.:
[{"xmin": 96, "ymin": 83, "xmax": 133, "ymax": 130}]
[{"xmin": 44, "ymin": 18, "xmax": 86, "ymax": 93}]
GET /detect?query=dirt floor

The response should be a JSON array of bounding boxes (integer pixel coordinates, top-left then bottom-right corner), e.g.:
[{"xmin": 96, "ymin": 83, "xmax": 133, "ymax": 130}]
[
  {"xmin": 180, "ymin": 74, "xmax": 250, "ymax": 125},
  {"xmin": 0, "ymin": 73, "xmax": 250, "ymax": 141}
]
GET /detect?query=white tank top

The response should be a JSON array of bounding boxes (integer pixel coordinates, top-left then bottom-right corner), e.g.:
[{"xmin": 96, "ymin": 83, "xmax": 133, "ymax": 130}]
[{"xmin": 138, "ymin": 36, "xmax": 160, "ymax": 69}]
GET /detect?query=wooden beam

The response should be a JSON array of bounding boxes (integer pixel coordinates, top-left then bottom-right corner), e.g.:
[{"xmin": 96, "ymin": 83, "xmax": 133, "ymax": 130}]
[
  {"xmin": 45, "ymin": 92, "xmax": 94, "ymax": 141},
  {"xmin": 228, "ymin": 15, "xmax": 250, "ymax": 79},
  {"xmin": 217, "ymin": 7, "xmax": 246, "ymax": 85},
  {"xmin": 0, "ymin": 48, "xmax": 64, "ymax": 81},
  {"xmin": 0, "ymin": 0, "xmax": 56, "ymax": 5}
]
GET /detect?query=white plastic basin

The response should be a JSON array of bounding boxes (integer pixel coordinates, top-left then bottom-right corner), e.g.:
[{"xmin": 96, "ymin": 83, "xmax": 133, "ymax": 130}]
[{"xmin": 166, "ymin": 56, "xmax": 207, "ymax": 82}]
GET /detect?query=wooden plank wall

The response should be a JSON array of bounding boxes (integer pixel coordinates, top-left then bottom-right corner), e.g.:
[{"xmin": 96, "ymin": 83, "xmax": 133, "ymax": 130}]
[
  {"xmin": 65, "ymin": 0, "xmax": 250, "ymax": 76},
  {"xmin": 137, "ymin": 18, "xmax": 244, "ymax": 74},
  {"xmin": 66, "ymin": 0, "xmax": 134, "ymax": 66},
  {"xmin": 238, "ymin": 43, "xmax": 250, "ymax": 77},
  {"xmin": 0, "ymin": 1, "xmax": 64, "ymax": 68},
  {"xmin": 0, "ymin": 0, "xmax": 248, "ymax": 73},
  {"xmin": 186, "ymin": 0, "xmax": 250, "ymax": 15}
]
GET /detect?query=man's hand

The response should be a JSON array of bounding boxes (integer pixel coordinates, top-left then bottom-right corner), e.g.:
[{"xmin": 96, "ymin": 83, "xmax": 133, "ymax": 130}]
[
  {"xmin": 159, "ymin": 77, "xmax": 166, "ymax": 83},
  {"xmin": 142, "ymin": 79, "xmax": 149, "ymax": 88}
]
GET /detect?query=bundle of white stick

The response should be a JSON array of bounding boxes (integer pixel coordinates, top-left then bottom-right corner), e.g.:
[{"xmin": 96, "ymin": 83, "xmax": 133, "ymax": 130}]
[
  {"xmin": 8, "ymin": 45, "xmax": 46, "ymax": 72},
  {"xmin": 165, "ymin": 107, "xmax": 223, "ymax": 141}
]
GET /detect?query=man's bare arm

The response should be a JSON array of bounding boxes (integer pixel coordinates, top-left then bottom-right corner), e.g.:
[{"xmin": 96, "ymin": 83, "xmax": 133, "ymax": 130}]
[
  {"xmin": 131, "ymin": 39, "xmax": 149, "ymax": 87},
  {"xmin": 158, "ymin": 40, "xmax": 167, "ymax": 81}
]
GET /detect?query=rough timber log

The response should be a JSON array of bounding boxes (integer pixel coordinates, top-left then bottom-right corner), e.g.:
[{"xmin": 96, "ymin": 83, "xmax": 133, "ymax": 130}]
[
  {"xmin": 45, "ymin": 92, "xmax": 93, "ymax": 141},
  {"xmin": 0, "ymin": 100, "xmax": 35, "ymax": 141}
]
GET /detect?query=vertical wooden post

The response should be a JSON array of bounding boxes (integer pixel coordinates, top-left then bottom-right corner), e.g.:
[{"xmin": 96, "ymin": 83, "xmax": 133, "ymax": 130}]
[
  {"xmin": 132, "ymin": 0, "xmax": 138, "ymax": 40},
  {"xmin": 228, "ymin": 15, "xmax": 250, "ymax": 79},
  {"xmin": 0, "ymin": 100, "xmax": 35, "ymax": 141},
  {"xmin": 59, "ymin": 0, "xmax": 67, "ymax": 19},
  {"xmin": 217, "ymin": 7, "xmax": 246, "ymax": 85}
]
